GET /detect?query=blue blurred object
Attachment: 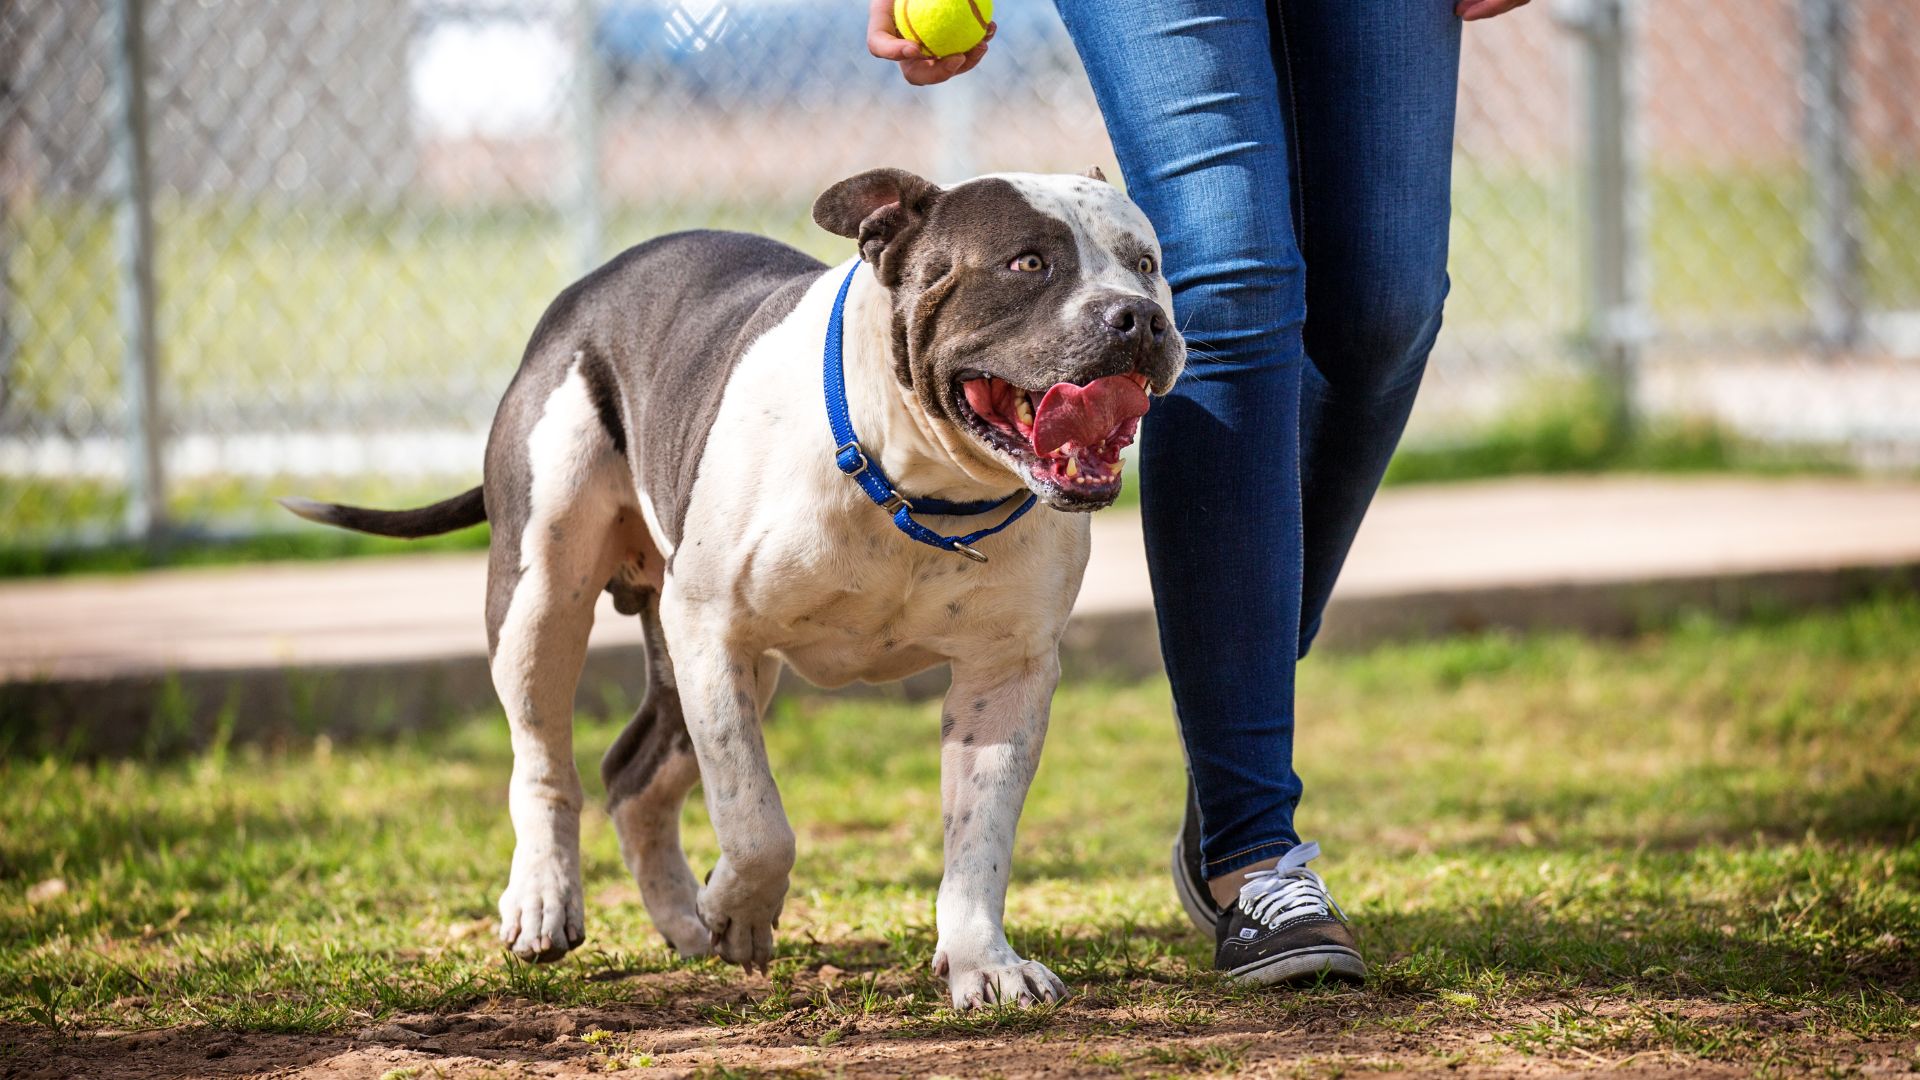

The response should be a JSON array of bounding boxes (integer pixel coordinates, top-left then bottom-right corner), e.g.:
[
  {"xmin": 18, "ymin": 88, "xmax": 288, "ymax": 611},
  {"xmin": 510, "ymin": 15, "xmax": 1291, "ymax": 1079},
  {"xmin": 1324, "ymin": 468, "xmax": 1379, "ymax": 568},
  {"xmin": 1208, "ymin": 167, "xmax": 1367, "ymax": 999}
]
[{"xmin": 594, "ymin": 0, "xmax": 1076, "ymax": 103}]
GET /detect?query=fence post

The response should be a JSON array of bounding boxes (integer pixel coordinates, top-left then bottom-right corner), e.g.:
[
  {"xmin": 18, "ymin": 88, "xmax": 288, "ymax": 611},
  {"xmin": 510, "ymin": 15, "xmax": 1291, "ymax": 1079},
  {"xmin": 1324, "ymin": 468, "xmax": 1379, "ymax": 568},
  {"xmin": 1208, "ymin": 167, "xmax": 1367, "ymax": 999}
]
[
  {"xmin": 1800, "ymin": 0, "xmax": 1862, "ymax": 353},
  {"xmin": 932, "ymin": 76, "xmax": 979, "ymax": 184},
  {"xmin": 1560, "ymin": 0, "xmax": 1644, "ymax": 441},
  {"xmin": 108, "ymin": 0, "xmax": 166, "ymax": 541},
  {"xmin": 569, "ymin": 0, "xmax": 603, "ymax": 277}
]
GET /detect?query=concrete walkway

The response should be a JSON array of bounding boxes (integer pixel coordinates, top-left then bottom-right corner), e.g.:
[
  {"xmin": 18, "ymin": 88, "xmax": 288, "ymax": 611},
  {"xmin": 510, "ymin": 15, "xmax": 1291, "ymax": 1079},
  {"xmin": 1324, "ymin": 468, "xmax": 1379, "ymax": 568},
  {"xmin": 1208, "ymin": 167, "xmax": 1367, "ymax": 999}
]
[{"xmin": 6, "ymin": 475, "xmax": 1920, "ymax": 753}]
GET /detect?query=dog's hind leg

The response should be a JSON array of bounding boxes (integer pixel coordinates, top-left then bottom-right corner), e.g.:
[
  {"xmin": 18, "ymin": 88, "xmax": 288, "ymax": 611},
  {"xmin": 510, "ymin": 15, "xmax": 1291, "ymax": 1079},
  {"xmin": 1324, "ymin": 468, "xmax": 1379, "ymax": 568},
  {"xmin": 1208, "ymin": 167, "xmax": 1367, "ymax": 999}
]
[
  {"xmin": 486, "ymin": 361, "xmax": 629, "ymax": 963},
  {"xmin": 602, "ymin": 595, "xmax": 710, "ymax": 957}
]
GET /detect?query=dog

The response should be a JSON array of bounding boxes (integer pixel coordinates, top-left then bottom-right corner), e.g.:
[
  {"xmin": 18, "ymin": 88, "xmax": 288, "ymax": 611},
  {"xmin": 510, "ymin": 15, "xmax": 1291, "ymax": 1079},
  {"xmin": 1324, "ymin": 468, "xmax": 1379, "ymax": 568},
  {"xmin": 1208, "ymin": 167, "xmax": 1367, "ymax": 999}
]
[{"xmin": 282, "ymin": 166, "xmax": 1185, "ymax": 1010}]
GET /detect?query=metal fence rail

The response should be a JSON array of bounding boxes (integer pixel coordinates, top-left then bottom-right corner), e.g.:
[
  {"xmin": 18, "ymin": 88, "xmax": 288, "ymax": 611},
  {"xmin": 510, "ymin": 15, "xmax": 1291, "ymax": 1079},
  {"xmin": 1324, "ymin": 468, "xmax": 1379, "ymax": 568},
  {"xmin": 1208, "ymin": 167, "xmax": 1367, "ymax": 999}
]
[{"xmin": 4, "ymin": 0, "xmax": 1918, "ymax": 547}]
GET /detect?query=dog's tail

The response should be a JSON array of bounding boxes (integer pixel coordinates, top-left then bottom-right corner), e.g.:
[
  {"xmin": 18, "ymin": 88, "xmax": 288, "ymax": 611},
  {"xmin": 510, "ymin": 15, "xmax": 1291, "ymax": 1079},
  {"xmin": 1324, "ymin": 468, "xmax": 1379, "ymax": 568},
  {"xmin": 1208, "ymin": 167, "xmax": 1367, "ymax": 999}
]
[{"xmin": 278, "ymin": 486, "xmax": 487, "ymax": 539}]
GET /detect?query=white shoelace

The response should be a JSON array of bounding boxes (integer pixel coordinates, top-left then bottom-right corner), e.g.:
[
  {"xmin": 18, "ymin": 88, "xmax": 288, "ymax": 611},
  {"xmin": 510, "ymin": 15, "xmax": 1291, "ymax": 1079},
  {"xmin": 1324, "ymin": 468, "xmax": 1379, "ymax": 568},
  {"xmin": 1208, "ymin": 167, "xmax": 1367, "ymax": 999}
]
[{"xmin": 1236, "ymin": 841, "xmax": 1346, "ymax": 928}]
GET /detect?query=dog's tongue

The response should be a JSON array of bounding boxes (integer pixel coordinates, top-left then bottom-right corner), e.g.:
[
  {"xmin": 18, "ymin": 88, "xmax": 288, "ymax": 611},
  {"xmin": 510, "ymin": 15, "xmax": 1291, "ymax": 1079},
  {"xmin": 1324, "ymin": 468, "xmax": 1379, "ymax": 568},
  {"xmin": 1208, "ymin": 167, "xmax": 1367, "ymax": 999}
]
[
  {"xmin": 1031, "ymin": 375, "xmax": 1151, "ymax": 455},
  {"xmin": 962, "ymin": 376, "xmax": 1004, "ymax": 422}
]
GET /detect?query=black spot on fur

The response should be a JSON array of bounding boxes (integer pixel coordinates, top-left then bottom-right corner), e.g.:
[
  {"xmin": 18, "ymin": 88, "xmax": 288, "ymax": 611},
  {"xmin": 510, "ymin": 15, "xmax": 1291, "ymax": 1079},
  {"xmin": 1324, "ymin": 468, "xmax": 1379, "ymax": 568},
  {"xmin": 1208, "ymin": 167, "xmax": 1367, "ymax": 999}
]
[
  {"xmin": 578, "ymin": 352, "xmax": 627, "ymax": 455},
  {"xmin": 941, "ymin": 712, "xmax": 956, "ymax": 738}
]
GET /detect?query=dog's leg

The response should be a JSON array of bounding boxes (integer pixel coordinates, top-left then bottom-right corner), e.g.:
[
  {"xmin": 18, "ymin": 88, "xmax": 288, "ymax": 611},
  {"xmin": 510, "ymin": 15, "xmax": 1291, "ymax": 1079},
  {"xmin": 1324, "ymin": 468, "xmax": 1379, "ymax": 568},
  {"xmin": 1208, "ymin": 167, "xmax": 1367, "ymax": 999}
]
[
  {"xmin": 485, "ymin": 364, "xmax": 625, "ymax": 964},
  {"xmin": 602, "ymin": 595, "xmax": 709, "ymax": 957},
  {"xmin": 489, "ymin": 524, "xmax": 607, "ymax": 963},
  {"xmin": 933, "ymin": 651, "xmax": 1070, "ymax": 1010},
  {"xmin": 658, "ymin": 593, "xmax": 793, "ymax": 971}
]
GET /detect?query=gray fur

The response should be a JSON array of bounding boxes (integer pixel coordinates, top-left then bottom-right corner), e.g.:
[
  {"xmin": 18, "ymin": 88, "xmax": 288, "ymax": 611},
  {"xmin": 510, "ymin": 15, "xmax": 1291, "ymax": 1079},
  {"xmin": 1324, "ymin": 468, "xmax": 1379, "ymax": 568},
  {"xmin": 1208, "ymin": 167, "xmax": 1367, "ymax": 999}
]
[{"xmin": 279, "ymin": 168, "xmax": 1184, "ymax": 1011}]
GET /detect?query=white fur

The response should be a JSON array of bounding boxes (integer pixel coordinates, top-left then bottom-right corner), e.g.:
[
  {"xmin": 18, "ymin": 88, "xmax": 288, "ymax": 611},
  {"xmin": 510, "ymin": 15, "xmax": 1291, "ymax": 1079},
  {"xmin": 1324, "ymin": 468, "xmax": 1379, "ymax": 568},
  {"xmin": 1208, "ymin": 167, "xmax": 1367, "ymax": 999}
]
[
  {"xmin": 492, "ymin": 361, "xmax": 631, "ymax": 962},
  {"xmin": 491, "ymin": 173, "xmax": 1163, "ymax": 1007},
  {"xmin": 663, "ymin": 256, "xmax": 1087, "ymax": 1002},
  {"xmin": 993, "ymin": 173, "xmax": 1177, "ymax": 343}
]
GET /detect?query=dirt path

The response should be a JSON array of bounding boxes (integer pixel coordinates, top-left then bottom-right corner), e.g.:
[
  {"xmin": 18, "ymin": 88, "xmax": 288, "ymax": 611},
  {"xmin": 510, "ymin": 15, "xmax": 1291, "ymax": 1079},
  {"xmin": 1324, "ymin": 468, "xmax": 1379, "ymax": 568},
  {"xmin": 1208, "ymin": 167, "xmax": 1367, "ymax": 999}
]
[{"xmin": 6, "ymin": 968, "xmax": 1913, "ymax": 1079}]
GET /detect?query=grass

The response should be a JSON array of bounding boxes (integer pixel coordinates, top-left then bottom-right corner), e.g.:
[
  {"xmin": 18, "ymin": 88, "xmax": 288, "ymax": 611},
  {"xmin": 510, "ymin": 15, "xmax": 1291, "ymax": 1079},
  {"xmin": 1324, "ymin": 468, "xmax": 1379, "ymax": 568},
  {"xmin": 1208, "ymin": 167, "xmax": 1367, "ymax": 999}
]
[
  {"xmin": 2, "ymin": 598, "xmax": 1917, "ymax": 1073},
  {"xmin": 1381, "ymin": 373, "xmax": 1856, "ymax": 487}
]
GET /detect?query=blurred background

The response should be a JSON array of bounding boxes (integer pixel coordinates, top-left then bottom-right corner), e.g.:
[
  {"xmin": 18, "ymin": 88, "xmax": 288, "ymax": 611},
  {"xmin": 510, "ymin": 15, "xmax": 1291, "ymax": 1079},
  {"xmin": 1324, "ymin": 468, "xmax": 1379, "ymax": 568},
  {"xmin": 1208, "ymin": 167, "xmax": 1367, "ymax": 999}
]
[{"xmin": 3, "ymin": 0, "xmax": 1919, "ymax": 553}]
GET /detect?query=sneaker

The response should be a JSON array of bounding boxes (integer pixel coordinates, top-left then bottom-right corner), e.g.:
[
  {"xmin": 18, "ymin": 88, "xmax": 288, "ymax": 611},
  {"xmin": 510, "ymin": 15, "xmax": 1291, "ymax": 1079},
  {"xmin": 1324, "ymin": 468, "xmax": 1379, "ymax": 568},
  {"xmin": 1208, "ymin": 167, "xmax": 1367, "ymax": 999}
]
[
  {"xmin": 1170, "ymin": 779, "xmax": 1222, "ymax": 935},
  {"xmin": 1213, "ymin": 841, "xmax": 1366, "ymax": 986}
]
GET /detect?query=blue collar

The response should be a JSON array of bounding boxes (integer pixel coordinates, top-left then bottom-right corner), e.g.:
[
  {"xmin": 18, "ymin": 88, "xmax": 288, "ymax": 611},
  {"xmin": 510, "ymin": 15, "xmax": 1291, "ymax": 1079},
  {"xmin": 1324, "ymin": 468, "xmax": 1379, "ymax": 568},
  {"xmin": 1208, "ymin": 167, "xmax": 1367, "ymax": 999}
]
[{"xmin": 824, "ymin": 264, "xmax": 1037, "ymax": 563}]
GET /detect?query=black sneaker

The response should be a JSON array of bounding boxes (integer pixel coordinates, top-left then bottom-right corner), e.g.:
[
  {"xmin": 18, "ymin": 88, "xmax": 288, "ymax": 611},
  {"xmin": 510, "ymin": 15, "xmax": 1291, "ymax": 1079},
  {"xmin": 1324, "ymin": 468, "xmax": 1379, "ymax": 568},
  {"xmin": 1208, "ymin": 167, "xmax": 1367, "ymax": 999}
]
[
  {"xmin": 1170, "ymin": 779, "xmax": 1222, "ymax": 934},
  {"xmin": 1213, "ymin": 841, "xmax": 1366, "ymax": 986}
]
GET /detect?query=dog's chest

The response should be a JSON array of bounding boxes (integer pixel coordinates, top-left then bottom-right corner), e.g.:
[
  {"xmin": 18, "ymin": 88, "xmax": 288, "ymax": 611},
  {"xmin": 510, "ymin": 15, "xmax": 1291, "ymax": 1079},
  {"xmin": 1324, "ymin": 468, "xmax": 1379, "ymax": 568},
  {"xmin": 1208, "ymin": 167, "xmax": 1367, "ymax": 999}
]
[{"xmin": 757, "ymin": 545, "xmax": 1027, "ymax": 686}]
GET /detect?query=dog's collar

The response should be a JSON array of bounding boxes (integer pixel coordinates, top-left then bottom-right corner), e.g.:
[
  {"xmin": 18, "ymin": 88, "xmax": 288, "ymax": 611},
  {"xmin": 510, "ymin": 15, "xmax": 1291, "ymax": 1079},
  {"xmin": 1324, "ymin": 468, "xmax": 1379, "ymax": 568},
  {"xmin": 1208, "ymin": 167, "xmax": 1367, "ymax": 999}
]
[{"xmin": 824, "ymin": 264, "xmax": 1037, "ymax": 563}]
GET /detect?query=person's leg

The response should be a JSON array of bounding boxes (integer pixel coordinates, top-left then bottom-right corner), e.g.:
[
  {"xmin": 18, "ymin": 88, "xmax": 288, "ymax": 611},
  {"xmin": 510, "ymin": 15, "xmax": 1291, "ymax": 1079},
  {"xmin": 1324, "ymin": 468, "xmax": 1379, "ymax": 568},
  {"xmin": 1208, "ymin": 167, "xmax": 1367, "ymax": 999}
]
[
  {"xmin": 1053, "ymin": 0, "xmax": 1310, "ymax": 879},
  {"xmin": 1286, "ymin": 2, "xmax": 1463, "ymax": 655}
]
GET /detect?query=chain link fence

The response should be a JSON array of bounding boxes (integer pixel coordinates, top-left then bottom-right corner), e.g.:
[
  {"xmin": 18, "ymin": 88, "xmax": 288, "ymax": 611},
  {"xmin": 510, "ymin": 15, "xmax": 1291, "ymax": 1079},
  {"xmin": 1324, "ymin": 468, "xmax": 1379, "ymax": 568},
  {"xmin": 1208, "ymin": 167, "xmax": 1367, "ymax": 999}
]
[{"xmin": 4, "ymin": 0, "xmax": 1918, "ymax": 548}]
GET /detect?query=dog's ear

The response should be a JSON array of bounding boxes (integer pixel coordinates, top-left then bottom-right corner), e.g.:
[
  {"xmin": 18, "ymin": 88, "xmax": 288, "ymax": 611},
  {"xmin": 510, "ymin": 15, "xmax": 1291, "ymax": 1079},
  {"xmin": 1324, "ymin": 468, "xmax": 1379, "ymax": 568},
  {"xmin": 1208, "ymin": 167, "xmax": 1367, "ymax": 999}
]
[
  {"xmin": 1081, "ymin": 165, "xmax": 1108, "ymax": 183},
  {"xmin": 813, "ymin": 168, "xmax": 942, "ymax": 285}
]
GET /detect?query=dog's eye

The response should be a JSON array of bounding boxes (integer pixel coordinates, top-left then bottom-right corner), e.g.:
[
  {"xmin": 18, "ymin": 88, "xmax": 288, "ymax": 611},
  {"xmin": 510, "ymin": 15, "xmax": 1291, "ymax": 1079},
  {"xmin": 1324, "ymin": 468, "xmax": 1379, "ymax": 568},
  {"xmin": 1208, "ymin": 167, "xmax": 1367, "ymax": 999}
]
[
  {"xmin": 1009, "ymin": 253, "xmax": 1045, "ymax": 273},
  {"xmin": 1137, "ymin": 254, "xmax": 1157, "ymax": 275}
]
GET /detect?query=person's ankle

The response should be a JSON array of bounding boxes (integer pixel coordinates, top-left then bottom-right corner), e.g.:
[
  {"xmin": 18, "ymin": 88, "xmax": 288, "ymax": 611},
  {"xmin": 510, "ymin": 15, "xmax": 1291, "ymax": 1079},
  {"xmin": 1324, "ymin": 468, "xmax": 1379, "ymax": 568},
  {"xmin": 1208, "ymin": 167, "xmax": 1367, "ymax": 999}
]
[{"xmin": 1206, "ymin": 854, "xmax": 1283, "ymax": 909}]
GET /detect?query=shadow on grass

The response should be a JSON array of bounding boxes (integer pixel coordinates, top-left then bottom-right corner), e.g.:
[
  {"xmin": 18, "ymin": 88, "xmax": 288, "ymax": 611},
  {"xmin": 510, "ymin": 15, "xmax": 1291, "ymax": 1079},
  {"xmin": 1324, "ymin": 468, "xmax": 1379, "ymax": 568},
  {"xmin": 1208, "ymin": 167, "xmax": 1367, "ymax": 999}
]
[
  {"xmin": 1363, "ymin": 896, "xmax": 1918, "ymax": 1002},
  {"xmin": 1449, "ymin": 766, "xmax": 1920, "ymax": 852}
]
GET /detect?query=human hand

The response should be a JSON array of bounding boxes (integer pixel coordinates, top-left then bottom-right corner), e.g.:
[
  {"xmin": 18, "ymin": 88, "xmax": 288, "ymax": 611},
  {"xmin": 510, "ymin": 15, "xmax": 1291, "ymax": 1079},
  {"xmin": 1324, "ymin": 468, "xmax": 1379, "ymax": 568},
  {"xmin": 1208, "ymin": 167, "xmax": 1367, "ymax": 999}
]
[
  {"xmin": 867, "ymin": 0, "xmax": 994, "ymax": 86},
  {"xmin": 1456, "ymin": 0, "xmax": 1531, "ymax": 20}
]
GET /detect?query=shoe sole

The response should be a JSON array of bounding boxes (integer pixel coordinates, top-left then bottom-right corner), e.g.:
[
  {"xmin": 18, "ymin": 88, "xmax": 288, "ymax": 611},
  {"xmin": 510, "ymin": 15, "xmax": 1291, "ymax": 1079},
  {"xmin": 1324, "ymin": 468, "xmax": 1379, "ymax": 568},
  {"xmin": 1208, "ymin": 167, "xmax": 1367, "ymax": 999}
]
[
  {"xmin": 1227, "ymin": 944, "xmax": 1367, "ymax": 987},
  {"xmin": 1169, "ymin": 838, "xmax": 1219, "ymax": 936}
]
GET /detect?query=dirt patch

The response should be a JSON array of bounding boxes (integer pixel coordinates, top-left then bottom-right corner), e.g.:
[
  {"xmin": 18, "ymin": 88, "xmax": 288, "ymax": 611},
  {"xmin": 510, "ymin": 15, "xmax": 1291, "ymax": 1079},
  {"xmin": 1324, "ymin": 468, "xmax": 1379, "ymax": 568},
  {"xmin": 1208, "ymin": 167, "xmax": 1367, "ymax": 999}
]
[{"xmin": 4, "ymin": 967, "xmax": 1912, "ymax": 1079}]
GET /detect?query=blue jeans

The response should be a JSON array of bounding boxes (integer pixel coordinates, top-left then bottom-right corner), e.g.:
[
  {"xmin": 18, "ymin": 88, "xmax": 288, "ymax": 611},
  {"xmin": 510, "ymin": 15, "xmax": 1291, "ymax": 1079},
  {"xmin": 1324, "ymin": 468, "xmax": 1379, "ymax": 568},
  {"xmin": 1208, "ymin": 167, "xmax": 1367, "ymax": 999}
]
[{"xmin": 1053, "ymin": 0, "xmax": 1461, "ymax": 876}]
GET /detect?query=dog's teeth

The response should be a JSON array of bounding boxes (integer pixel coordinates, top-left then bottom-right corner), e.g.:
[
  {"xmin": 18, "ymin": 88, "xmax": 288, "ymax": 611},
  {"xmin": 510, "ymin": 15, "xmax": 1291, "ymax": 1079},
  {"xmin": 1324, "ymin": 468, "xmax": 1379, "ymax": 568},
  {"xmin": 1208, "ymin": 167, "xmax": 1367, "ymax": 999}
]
[
  {"xmin": 1064, "ymin": 456, "xmax": 1079, "ymax": 478},
  {"xmin": 1014, "ymin": 396, "xmax": 1033, "ymax": 427}
]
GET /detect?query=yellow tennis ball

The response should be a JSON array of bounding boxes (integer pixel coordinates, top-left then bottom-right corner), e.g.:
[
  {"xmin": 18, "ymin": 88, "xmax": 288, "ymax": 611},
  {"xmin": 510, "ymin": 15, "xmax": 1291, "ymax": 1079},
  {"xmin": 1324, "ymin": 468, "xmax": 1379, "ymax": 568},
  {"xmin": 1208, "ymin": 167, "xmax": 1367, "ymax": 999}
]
[{"xmin": 895, "ymin": 0, "xmax": 992, "ymax": 59}]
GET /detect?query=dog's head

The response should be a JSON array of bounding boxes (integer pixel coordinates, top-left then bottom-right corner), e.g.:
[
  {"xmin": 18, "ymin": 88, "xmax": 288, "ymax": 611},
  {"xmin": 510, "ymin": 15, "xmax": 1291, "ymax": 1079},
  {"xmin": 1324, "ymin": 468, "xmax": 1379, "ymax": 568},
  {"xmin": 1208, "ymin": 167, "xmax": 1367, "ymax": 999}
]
[{"xmin": 813, "ymin": 167, "xmax": 1185, "ymax": 512}]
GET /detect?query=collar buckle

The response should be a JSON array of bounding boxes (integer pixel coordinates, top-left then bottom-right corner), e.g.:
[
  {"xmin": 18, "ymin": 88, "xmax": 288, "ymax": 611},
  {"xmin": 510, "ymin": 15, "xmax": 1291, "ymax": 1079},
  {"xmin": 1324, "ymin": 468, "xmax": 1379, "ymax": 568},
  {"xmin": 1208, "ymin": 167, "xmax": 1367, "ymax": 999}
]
[
  {"xmin": 834, "ymin": 440, "xmax": 869, "ymax": 477},
  {"xmin": 879, "ymin": 492, "xmax": 911, "ymax": 514}
]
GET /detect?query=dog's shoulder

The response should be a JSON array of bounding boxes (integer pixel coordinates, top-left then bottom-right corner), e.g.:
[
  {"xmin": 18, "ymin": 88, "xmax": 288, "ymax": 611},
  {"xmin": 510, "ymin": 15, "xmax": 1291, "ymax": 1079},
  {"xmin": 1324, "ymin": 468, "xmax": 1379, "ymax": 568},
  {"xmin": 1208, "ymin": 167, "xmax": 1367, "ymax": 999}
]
[{"xmin": 508, "ymin": 231, "xmax": 829, "ymax": 547}]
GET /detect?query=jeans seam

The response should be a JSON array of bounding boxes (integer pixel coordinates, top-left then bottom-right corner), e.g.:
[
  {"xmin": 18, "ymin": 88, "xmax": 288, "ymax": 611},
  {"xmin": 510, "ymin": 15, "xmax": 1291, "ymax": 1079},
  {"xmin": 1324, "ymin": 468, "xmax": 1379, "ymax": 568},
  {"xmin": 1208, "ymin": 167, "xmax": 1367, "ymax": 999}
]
[
  {"xmin": 1205, "ymin": 838, "xmax": 1294, "ymax": 869},
  {"xmin": 1274, "ymin": 0, "xmax": 1307, "ymax": 262}
]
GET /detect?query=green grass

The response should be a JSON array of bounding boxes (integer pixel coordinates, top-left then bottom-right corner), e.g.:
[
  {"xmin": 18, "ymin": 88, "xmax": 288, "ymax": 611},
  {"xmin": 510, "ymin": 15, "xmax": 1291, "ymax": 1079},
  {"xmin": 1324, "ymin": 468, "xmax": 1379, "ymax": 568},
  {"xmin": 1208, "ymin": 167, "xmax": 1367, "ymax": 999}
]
[
  {"xmin": 0, "ymin": 473, "xmax": 492, "ymax": 577},
  {"xmin": 1381, "ymin": 374, "xmax": 1856, "ymax": 487},
  {"xmin": 0, "ymin": 522, "xmax": 490, "ymax": 579},
  {"xmin": 3, "ymin": 599, "xmax": 1917, "ymax": 1073}
]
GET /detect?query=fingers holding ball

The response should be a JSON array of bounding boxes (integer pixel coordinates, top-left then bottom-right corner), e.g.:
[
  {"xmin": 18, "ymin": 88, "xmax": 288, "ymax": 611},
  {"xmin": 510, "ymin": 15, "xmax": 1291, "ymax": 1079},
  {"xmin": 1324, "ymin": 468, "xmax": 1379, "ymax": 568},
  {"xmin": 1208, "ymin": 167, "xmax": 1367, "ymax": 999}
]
[{"xmin": 894, "ymin": 0, "xmax": 992, "ymax": 59}]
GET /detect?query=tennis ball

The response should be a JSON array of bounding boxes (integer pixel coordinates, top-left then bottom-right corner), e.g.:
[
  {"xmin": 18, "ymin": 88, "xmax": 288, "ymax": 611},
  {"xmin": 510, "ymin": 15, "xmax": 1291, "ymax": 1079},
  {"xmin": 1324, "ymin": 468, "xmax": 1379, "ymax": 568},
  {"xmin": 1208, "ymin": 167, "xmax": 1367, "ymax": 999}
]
[{"xmin": 894, "ymin": 0, "xmax": 992, "ymax": 59}]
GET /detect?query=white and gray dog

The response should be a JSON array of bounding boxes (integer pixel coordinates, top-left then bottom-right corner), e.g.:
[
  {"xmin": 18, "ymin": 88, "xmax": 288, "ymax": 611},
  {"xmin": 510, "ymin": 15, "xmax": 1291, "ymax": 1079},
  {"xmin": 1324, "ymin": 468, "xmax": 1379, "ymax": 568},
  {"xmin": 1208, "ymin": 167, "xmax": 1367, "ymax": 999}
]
[{"xmin": 284, "ymin": 166, "xmax": 1186, "ymax": 1009}]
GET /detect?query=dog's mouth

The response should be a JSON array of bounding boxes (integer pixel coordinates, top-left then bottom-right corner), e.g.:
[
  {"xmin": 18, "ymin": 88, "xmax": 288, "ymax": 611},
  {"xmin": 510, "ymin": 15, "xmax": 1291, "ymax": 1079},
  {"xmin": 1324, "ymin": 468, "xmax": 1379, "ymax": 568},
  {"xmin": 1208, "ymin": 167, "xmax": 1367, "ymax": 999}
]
[{"xmin": 956, "ymin": 370, "xmax": 1152, "ymax": 504}]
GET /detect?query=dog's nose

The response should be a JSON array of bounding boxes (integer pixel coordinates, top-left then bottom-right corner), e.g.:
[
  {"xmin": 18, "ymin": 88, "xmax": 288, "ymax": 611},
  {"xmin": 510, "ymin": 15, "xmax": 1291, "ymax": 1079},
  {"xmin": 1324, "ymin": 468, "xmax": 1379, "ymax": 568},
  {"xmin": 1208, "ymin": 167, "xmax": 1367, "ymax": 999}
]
[{"xmin": 1099, "ymin": 297, "xmax": 1169, "ymax": 349}]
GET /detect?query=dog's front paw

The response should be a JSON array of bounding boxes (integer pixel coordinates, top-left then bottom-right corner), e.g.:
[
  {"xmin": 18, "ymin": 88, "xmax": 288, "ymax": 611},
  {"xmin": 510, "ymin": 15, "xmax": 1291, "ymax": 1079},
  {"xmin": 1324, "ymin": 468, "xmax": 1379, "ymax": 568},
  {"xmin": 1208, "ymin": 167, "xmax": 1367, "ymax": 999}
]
[
  {"xmin": 497, "ymin": 857, "xmax": 585, "ymax": 963},
  {"xmin": 696, "ymin": 856, "xmax": 788, "ymax": 972},
  {"xmin": 937, "ymin": 949, "xmax": 1070, "ymax": 1011}
]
